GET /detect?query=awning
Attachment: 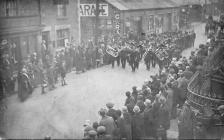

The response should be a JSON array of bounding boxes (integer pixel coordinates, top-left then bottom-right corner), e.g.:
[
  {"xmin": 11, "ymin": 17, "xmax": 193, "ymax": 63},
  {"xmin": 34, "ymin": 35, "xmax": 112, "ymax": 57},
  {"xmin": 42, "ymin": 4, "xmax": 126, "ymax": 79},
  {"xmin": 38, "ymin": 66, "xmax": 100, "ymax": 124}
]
[{"xmin": 105, "ymin": 0, "xmax": 178, "ymax": 11}]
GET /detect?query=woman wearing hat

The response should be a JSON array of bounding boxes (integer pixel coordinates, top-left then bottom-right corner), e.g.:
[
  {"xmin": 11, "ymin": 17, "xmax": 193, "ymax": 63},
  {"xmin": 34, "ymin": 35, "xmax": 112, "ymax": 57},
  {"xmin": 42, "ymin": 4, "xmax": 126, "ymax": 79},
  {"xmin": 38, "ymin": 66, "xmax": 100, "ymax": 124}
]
[
  {"xmin": 143, "ymin": 99, "xmax": 155, "ymax": 138},
  {"xmin": 121, "ymin": 106, "xmax": 132, "ymax": 140},
  {"xmin": 132, "ymin": 105, "xmax": 145, "ymax": 139}
]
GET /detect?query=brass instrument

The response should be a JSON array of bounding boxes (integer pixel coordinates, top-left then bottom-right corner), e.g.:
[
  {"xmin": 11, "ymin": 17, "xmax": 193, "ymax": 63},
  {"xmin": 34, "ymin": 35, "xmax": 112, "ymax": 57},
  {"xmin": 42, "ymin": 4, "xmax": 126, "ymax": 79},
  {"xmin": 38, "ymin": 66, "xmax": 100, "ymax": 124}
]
[
  {"xmin": 142, "ymin": 48, "xmax": 150, "ymax": 60},
  {"xmin": 106, "ymin": 46, "xmax": 119, "ymax": 57}
]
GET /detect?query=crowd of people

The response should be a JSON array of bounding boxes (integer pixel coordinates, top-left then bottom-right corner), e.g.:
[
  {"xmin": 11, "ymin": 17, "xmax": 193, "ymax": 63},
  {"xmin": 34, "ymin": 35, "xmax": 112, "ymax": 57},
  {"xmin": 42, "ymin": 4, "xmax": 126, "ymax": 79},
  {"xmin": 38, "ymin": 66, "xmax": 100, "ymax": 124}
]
[
  {"xmin": 1, "ymin": 29, "xmax": 196, "ymax": 102},
  {"xmin": 81, "ymin": 31, "xmax": 221, "ymax": 140}
]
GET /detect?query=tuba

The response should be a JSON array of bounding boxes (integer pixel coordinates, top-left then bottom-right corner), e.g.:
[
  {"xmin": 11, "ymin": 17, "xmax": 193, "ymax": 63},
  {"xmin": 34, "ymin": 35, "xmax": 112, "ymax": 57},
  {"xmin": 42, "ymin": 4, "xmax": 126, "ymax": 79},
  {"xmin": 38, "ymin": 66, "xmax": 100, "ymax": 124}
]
[{"xmin": 106, "ymin": 46, "xmax": 119, "ymax": 57}]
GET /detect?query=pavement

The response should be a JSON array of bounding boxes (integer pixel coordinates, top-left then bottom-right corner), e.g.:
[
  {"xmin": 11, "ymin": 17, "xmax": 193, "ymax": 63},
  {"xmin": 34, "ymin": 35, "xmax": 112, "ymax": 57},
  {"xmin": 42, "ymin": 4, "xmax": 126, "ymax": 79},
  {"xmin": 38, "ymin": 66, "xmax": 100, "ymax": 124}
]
[{"xmin": 1, "ymin": 22, "xmax": 206, "ymax": 139}]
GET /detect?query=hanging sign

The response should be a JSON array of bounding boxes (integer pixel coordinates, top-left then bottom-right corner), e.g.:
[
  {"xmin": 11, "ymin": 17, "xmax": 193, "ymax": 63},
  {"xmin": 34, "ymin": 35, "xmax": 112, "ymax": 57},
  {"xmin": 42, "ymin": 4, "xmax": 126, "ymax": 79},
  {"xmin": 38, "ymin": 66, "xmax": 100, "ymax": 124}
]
[
  {"xmin": 80, "ymin": 4, "xmax": 108, "ymax": 17},
  {"xmin": 114, "ymin": 12, "xmax": 121, "ymax": 34}
]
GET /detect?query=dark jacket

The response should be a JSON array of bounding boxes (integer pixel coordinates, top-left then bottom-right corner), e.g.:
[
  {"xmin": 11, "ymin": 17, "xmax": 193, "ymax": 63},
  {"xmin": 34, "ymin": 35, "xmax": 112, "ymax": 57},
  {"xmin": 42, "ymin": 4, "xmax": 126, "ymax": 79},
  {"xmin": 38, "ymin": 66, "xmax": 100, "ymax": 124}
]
[
  {"xmin": 143, "ymin": 106, "xmax": 155, "ymax": 137},
  {"xmin": 158, "ymin": 104, "xmax": 170, "ymax": 130},
  {"xmin": 107, "ymin": 108, "xmax": 117, "ymax": 121},
  {"xmin": 132, "ymin": 112, "xmax": 145, "ymax": 139}
]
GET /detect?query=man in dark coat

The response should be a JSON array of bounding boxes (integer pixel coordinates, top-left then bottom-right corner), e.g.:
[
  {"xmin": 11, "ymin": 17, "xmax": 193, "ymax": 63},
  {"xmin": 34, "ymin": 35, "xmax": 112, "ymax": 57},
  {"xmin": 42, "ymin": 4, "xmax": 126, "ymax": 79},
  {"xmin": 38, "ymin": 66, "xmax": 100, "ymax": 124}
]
[
  {"xmin": 129, "ymin": 49, "xmax": 139, "ymax": 72},
  {"xmin": 144, "ymin": 50, "xmax": 152, "ymax": 70},
  {"xmin": 114, "ymin": 109, "xmax": 124, "ymax": 139},
  {"xmin": 119, "ymin": 49, "xmax": 128, "ymax": 69},
  {"xmin": 131, "ymin": 86, "xmax": 138, "ymax": 103},
  {"xmin": 124, "ymin": 91, "xmax": 135, "ymax": 115},
  {"xmin": 106, "ymin": 102, "xmax": 117, "ymax": 121},
  {"xmin": 99, "ymin": 108, "xmax": 116, "ymax": 137}
]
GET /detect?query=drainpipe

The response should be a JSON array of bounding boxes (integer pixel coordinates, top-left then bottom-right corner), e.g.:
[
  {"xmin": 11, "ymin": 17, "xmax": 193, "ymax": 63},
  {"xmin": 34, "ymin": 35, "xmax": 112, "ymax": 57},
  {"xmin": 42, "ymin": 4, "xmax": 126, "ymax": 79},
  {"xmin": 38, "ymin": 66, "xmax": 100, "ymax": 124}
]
[
  {"xmin": 95, "ymin": 0, "xmax": 100, "ymax": 45},
  {"xmin": 78, "ymin": 0, "xmax": 81, "ymax": 44}
]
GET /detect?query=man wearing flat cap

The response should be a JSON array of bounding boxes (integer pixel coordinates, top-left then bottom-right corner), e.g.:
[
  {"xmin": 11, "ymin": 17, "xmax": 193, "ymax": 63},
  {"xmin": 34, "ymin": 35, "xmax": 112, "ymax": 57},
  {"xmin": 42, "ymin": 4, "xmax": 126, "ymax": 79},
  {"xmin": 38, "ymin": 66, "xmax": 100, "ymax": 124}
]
[
  {"xmin": 99, "ymin": 108, "xmax": 116, "ymax": 137},
  {"xmin": 106, "ymin": 102, "xmax": 117, "ymax": 121}
]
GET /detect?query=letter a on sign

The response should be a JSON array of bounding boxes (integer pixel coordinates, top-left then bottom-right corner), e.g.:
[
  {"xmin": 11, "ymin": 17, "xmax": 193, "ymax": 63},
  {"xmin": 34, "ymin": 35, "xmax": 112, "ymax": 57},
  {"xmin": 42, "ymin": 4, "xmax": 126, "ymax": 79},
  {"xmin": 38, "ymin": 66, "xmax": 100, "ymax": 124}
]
[{"xmin": 80, "ymin": 4, "xmax": 108, "ymax": 17}]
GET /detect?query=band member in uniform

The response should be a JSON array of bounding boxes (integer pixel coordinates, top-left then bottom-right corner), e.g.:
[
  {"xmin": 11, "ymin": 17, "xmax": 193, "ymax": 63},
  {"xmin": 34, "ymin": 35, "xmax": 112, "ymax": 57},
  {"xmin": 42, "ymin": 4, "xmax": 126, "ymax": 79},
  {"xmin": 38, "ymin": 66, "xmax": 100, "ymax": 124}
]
[
  {"xmin": 114, "ymin": 45, "xmax": 121, "ymax": 67},
  {"xmin": 107, "ymin": 43, "xmax": 117, "ymax": 68},
  {"xmin": 129, "ymin": 49, "xmax": 139, "ymax": 72},
  {"xmin": 137, "ymin": 41, "xmax": 144, "ymax": 59},
  {"xmin": 119, "ymin": 48, "xmax": 128, "ymax": 69},
  {"xmin": 144, "ymin": 49, "xmax": 152, "ymax": 70}
]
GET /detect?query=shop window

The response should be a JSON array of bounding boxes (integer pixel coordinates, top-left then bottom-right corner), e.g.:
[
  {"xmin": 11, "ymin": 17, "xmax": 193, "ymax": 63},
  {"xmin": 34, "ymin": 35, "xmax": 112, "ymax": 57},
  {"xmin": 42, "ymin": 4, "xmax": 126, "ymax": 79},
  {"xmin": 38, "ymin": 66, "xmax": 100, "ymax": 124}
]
[
  {"xmin": 0, "ymin": 0, "xmax": 17, "ymax": 17},
  {"xmin": 57, "ymin": 4, "xmax": 67, "ymax": 17},
  {"xmin": 56, "ymin": 29, "xmax": 69, "ymax": 47}
]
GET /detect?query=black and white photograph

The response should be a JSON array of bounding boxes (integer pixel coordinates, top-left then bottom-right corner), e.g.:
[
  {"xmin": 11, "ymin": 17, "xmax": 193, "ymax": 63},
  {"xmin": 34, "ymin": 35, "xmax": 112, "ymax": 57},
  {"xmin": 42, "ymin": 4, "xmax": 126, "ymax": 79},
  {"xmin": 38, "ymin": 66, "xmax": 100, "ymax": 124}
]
[{"xmin": 0, "ymin": 0, "xmax": 224, "ymax": 139}]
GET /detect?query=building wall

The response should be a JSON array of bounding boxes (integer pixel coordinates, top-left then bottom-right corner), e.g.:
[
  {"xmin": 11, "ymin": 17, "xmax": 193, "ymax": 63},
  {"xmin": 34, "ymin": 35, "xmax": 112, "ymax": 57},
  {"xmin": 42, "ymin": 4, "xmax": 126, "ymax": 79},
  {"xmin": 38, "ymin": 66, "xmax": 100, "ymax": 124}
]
[
  {"xmin": 80, "ymin": 0, "xmax": 119, "ymax": 42},
  {"xmin": 79, "ymin": 0, "xmax": 179, "ymax": 42},
  {"xmin": 121, "ymin": 8, "xmax": 179, "ymax": 37},
  {"xmin": 0, "ymin": 0, "xmax": 42, "ymax": 62},
  {"xmin": 40, "ymin": 0, "xmax": 79, "ymax": 50}
]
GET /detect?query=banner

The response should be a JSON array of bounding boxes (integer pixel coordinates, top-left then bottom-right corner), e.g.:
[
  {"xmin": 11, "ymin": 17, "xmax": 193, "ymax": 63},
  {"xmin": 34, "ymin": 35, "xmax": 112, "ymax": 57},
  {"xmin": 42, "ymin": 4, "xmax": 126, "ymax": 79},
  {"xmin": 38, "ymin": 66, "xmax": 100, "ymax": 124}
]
[{"xmin": 80, "ymin": 4, "xmax": 108, "ymax": 17}]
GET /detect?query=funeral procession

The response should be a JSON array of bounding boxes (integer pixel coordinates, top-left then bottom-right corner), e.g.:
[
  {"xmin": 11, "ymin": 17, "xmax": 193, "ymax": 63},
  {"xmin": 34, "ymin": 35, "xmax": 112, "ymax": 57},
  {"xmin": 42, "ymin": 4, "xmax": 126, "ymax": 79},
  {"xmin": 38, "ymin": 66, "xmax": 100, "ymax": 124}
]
[{"xmin": 0, "ymin": 0, "xmax": 224, "ymax": 139}]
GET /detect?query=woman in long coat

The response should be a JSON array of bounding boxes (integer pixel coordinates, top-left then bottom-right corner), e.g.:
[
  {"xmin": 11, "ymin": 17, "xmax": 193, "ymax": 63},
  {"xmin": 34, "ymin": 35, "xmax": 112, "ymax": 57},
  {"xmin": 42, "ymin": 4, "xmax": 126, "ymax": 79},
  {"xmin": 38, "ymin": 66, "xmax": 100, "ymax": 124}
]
[
  {"xmin": 132, "ymin": 105, "xmax": 145, "ymax": 139},
  {"xmin": 143, "ymin": 99, "xmax": 154, "ymax": 138}
]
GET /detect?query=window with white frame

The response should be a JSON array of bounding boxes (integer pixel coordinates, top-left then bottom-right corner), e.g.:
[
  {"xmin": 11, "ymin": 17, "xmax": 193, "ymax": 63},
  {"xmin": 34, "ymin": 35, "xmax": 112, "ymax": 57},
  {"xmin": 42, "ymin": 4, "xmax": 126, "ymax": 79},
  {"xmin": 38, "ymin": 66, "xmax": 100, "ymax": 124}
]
[{"xmin": 56, "ymin": 29, "xmax": 69, "ymax": 47}]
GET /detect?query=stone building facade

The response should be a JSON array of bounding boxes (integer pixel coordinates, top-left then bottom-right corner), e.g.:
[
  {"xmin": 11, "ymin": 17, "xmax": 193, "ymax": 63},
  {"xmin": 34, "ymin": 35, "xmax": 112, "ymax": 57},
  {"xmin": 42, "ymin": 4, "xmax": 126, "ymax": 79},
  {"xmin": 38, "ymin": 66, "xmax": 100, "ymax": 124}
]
[
  {"xmin": 40, "ymin": 0, "xmax": 79, "ymax": 51},
  {"xmin": 0, "ymin": 0, "xmax": 42, "ymax": 62},
  {"xmin": 79, "ymin": 0, "xmax": 179, "ymax": 42}
]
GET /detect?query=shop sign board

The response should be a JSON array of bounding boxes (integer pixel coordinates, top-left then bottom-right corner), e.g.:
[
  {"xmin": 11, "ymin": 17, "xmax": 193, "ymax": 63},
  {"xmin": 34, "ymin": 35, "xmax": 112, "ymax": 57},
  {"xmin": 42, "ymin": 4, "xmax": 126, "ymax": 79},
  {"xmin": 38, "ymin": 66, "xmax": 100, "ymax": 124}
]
[
  {"xmin": 114, "ymin": 12, "xmax": 121, "ymax": 34},
  {"xmin": 80, "ymin": 4, "xmax": 108, "ymax": 17}
]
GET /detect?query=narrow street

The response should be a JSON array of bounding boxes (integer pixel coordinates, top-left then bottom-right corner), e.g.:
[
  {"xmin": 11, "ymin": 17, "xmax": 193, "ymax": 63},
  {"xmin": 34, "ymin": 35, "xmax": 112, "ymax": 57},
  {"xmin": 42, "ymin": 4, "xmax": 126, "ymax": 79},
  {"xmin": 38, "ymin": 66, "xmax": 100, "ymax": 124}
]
[{"xmin": 2, "ymin": 22, "xmax": 206, "ymax": 139}]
